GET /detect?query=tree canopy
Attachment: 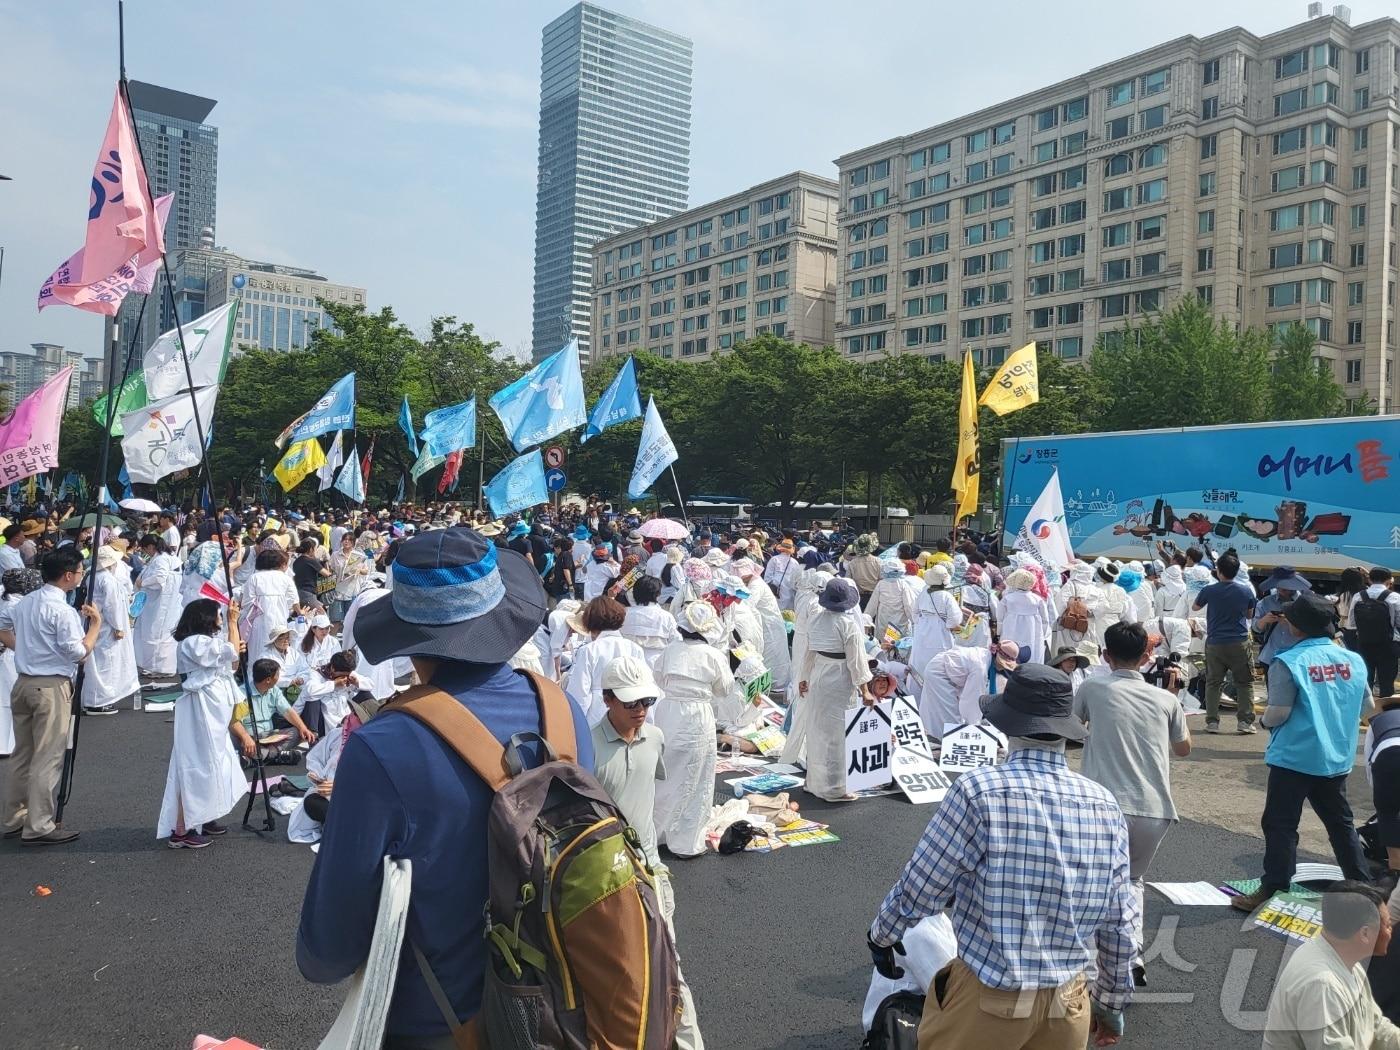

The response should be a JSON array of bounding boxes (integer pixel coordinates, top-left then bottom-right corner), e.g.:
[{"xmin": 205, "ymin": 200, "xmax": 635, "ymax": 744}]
[{"xmin": 58, "ymin": 296, "xmax": 1353, "ymax": 517}]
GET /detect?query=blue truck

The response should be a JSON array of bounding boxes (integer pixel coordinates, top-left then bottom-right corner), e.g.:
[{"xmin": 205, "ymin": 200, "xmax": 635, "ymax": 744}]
[{"xmin": 1000, "ymin": 415, "xmax": 1400, "ymax": 574}]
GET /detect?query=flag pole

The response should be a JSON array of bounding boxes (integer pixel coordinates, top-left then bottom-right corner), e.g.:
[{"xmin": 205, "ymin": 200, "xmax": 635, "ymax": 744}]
[
  {"xmin": 668, "ymin": 465, "xmax": 688, "ymax": 526},
  {"xmin": 113, "ymin": 34, "xmax": 274, "ymax": 830}
]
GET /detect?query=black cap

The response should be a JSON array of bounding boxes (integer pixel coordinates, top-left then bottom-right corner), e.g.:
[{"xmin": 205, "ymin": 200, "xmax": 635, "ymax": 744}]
[{"xmin": 979, "ymin": 664, "xmax": 1086, "ymax": 741}]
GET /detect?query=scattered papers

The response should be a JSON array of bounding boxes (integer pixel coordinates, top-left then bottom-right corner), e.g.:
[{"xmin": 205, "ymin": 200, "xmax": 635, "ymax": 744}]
[
  {"xmin": 764, "ymin": 763, "xmax": 804, "ymax": 776},
  {"xmin": 738, "ymin": 724, "xmax": 785, "ymax": 756},
  {"xmin": 1222, "ymin": 878, "xmax": 1321, "ymax": 901},
  {"xmin": 1149, "ymin": 882, "xmax": 1234, "ymax": 906},
  {"xmin": 746, "ymin": 819, "xmax": 839, "ymax": 852},
  {"xmin": 1253, "ymin": 893, "xmax": 1323, "ymax": 942},
  {"xmin": 1293, "ymin": 863, "xmax": 1345, "ymax": 884}
]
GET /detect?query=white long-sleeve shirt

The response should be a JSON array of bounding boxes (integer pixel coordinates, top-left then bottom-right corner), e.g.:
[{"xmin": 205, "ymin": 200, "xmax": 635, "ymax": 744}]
[
  {"xmin": 12, "ymin": 585, "xmax": 87, "ymax": 678},
  {"xmin": 1263, "ymin": 933, "xmax": 1400, "ymax": 1050}
]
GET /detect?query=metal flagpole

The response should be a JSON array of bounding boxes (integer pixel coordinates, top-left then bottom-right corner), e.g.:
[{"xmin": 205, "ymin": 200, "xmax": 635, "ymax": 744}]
[{"xmin": 668, "ymin": 465, "xmax": 688, "ymax": 526}]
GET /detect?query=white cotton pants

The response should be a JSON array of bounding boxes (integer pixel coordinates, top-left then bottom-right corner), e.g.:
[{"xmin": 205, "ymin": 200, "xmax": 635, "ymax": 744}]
[
  {"xmin": 1126, "ymin": 814, "xmax": 1174, "ymax": 955},
  {"xmin": 656, "ymin": 869, "xmax": 705, "ymax": 1050}
]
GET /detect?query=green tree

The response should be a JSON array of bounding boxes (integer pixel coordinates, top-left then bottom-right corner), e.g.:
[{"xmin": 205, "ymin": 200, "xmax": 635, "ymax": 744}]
[
  {"xmin": 1088, "ymin": 296, "xmax": 1271, "ymax": 431},
  {"xmin": 1268, "ymin": 323, "xmax": 1349, "ymax": 420}
]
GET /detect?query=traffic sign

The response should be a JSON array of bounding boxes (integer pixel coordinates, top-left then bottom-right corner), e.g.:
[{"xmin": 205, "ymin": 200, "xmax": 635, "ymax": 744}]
[
  {"xmin": 545, "ymin": 467, "xmax": 567, "ymax": 493},
  {"xmin": 544, "ymin": 445, "xmax": 566, "ymax": 469}
]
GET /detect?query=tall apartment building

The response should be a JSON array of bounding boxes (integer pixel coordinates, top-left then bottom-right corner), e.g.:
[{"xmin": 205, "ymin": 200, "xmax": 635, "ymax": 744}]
[
  {"xmin": 532, "ymin": 3, "xmax": 692, "ymax": 362},
  {"xmin": 110, "ymin": 81, "xmax": 220, "ymax": 357},
  {"xmin": 590, "ymin": 172, "xmax": 840, "ymax": 359},
  {"xmin": 0, "ymin": 345, "xmax": 104, "ymax": 410},
  {"xmin": 834, "ymin": 11, "xmax": 1400, "ymax": 410},
  {"xmin": 169, "ymin": 245, "xmax": 367, "ymax": 353}
]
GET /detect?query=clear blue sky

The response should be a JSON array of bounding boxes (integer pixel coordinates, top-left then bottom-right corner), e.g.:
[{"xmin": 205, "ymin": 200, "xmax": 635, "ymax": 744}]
[{"xmin": 0, "ymin": 0, "xmax": 1381, "ymax": 362}]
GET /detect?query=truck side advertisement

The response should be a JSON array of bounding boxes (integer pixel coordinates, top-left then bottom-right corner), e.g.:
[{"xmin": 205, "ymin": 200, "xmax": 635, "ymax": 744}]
[{"xmin": 1001, "ymin": 416, "xmax": 1400, "ymax": 573}]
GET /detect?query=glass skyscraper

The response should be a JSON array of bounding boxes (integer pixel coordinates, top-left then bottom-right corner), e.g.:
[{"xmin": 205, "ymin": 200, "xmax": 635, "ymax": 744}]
[
  {"xmin": 531, "ymin": 3, "xmax": 692, "ymax": 361},
  {"xmin": 110, "ymin": 81, "xmax": 219, "ymax": 357}
]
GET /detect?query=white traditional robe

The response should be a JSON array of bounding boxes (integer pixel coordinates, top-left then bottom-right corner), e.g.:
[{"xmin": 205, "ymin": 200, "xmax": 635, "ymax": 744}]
[
  {"xmin": 997, "ymin": 589, "xmax": 1054, "ymax": 664},
  {"xmin": 287, "ymin": 723, "xmax": 351, "ymax": 845},
  {"xmin": 155, "ymin": 635, "xmax": 247, "ymax": 837},
  {"xmin": 919, "ymin": 646, "xmax": 993, "ymax": 737},
  {"xmin": 81, "ymin": 568, "xmax": 140, "ymax": 710},
  {"xmin": 239, "ymin": 569, "xmax": 298, "ymax": 667},
  {"xmin": 621, "ymin": 603, "xmax": 681, "ymax": 669},
  {"xmin": 566, "ymin": 630, "xmax": 646, "ymax": 727},
  {"xmin": 653, "ymin": 638, "xmax": 733, "ymax": 857},
  {"xmin": 743, "ymin": 580, "xmax": 792, "ymax": 696},
  {"xmin": 341, "ymin": 586, "xmax": 405, "ymax": 701},
  {"xmin": 909, "ymin": 588, "xmax": 963, "ymax": 676},
  {"xmin": 134, "ymin": 552, "xmax": 182, "ymax": 676},
  {"xmin": 798, "ymin": 606, "xmax": 872, "ymax": 801}
]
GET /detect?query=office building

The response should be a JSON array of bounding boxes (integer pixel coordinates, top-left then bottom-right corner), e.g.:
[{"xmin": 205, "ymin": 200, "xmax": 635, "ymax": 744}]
[
  {"xmin": 834, "ymin": 10, "xmax": 1400, "ymax": 410},
  {"xmin": 164, "ymin": 245, "xmax": 367, "ymax": 353},
  {"xmin": 110, "ymin": 81, "xmax": 220, "ymax": 356},
  {"xmin": 591, "ymin": 172, "xmax": 840, "ymax": 359},
  {"xmin": 532, "ymin": 3, "xmax": 692, "ymax": 361},
  {"xmin": 0, "ymin": 345, "xmax": 104, "ymax": 410}
]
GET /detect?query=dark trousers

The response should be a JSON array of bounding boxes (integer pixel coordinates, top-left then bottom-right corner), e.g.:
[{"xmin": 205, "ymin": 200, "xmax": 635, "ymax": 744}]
[
  {"xmin": 303, "ymin": 792, "xmax": 329, "ymax": 823},
  {"xmin": 1261, "ymin": 764, "xmax": 1370, "ymax": 891},
  {"xmin": 1360, "ymin": 641, "xmax": 1400, "ymax": 699}
]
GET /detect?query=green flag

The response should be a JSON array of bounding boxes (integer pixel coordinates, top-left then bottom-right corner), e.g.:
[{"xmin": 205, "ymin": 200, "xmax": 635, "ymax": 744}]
[
  {"xmin": 92, "ymin": 371, "xmax": 149, "ymax": 437},
  {"xmin": 410, "ymin": 444, "xmax": 446, "ymax": 483}
]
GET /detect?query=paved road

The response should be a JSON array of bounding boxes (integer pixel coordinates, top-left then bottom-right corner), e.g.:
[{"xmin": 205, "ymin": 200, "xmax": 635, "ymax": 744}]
[{"xmin": 0, "ymin": 706, "xmax": 1344, "ymax": 1050}]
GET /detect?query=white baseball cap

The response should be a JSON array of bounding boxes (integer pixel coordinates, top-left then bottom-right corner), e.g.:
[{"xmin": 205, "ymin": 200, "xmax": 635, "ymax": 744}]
[
  {"xmin": 600, "ymin": 656, "xmax": 662, "ymax": 703},
  {"xmin": 309, "ymin": 613, "xmax": 332, "ymax": 628}
]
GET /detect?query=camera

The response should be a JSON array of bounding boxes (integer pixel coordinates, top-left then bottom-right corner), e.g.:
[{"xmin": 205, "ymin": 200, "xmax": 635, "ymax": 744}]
[{"xmin": 1145, "ymin": 653, "xmax": 1184, "ymax": 691}]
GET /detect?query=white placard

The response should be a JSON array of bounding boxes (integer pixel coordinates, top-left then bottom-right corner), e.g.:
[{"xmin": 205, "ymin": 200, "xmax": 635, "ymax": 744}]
[
  {"xmin": 1148, "ymin": 882, "xmax": 1234, "ymax": 906},
  {"xmin": 891, "ymin": 695, "xmax": 934, "ymax": 758},
  {"xmin": 845, "ymin": 701, "xmax": 894, "ymax": 793},
  {"xmin": 891, "ymin": 745, "xmax": 951, "ymax": 804},
  {"xmin": 939, "ymin": 723, "xmax": 1007, "ymax": 774}
]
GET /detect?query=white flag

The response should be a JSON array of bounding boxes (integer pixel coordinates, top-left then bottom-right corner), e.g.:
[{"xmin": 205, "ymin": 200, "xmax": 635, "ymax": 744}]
[
  {"xmin": 627, "ymin": 396, "xmax": 678, "ymax": 500},
  {"xmin": 120, "ymin": 385, "xmax": 220, "ymax": 484},
  {"xmin": 143, "ymin": 301, "xmax": 238, "ymax": 400},
  {"xmin": 1013, "ymin": 467, "xmax": 1075, "ymax": 572},
  {"xmin": 318, "ymin": 431, "xmax": 344, "ymax": 492},
  {"xmin": 335, "ymin": 447, "xmax": 365, "ymax": 504}
]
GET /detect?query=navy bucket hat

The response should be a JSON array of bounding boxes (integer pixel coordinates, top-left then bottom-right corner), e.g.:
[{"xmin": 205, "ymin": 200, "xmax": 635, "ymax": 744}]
[{"xmin": 353, "ymin": 529, "xmax": 546, "ymax": 664}]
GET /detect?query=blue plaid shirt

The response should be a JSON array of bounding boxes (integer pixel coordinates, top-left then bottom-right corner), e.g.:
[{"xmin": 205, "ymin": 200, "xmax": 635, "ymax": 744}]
[{"xmin": 872, "ymin": 746, "xmax": 1138, "ymax": 1010}]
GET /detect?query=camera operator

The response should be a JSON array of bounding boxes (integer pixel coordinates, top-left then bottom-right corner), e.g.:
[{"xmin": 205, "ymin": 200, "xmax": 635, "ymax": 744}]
[{"xmin": 1144, "ymin": 615, "xmax": 1201, "ymax": 697}]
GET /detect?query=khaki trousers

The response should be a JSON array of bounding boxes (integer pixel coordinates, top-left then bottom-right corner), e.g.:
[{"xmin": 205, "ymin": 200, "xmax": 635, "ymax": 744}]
[
  {"xmin": 2, "ymin": 674, "xmax": 73, "ymax": 838},
  {"xmin": 918, "ymin": 959, "xmax": 1090, "ymax": 1050}
]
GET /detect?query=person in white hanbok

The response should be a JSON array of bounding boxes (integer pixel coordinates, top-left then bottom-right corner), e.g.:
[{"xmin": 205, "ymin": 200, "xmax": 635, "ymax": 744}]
[
  {"xmin": 909, "ymin": 565, "xmax": 963, "ymax": 676},
  {"xmin": 733, "ymin": 559, "xmax": 791, "ymax": 697},
  {"xmin": 1052, "ymin": 560, "xmax": 1107, "ymax": 655},
  {"xmin": 620, "ymin": 576, "xmax": 681, "ymax": 669},
  {"xmin": 866, "ymin": 559, "xmax": 918, "ymax": 638},
  {"xmin": 781, "ymin": 569, "xmax": 832, "ymax": 766},
  {"xmin": 565, "ymin": 596, "xmax": 645, "ymax": 726},
  {"xmin": 1091, "ymin": 561, "xmax": 1138, "ymax": 647},
  {"xmin": 0, "ymin": 568, "xmax": 41, "ymax": 756},
  {"xmin": 156, "ymin": 599, "xmax": 256, "ymax": 847},
  {"xmin": 1125, "ymin": 561, "xmax": 1156, "ymax": 624},
  {"xmin": 180, "ymin": 540, "xmax": 236, "ymax": 608},
  {"xmin": 1155, "ymin": 564, "xmax": 1190, "ymax": 619},
  {"xmin": 582, "ymin": 548, "xmax": 620, "ymax": 602},
  {"xmin": 709, "ymin": 579, "xmax": 769, "ymax": 731},
  {"xmin": 919, "ymin": 641, "xmax": 1020, "ymax": 738},
  {"xmin": 287, "ymin": 709, "xmax": 360, "ymax": 845},
  {"xmin": 997, "ymin": 569, "xmax": 1053, "ymax": 664},
  {"xmin": 762, "ymin": 541, "xmax": 802, "ymax": 611},
  {"xmin": 298, "ymin": 649, "xmax": 370, "ymax": 734},
  {"xmin": 238, "ymin": 548, "xmax": 300, "ymax": 667},
  {"xmin": 797, "ymin": 578, "xmax": 874, "ymax": 802},
  {"xmin": 133, "ymin": 535, "xmax": 183, "ymax": 676},
  {"xmin": 81, "ymin": 546, "xmax": 140, "ymax": 712},
  {"xmin": 653, "ymin": 602, "xmax": 734, "ymax": 858},
  {"xmin": 293, "ymin": 612, "xmax": 339, "ymax": 679}
]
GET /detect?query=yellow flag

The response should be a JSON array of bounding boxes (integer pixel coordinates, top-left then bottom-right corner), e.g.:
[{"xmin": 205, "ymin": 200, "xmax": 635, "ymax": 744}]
[
  {"xmin": 273, "ymin": 438, "xmax": 327, "ymax": 492},
  {"xmin": 978, "ymin": 342, "xmax": 1039, "ymax": 416},
  {"xmin": 951, "ymin": 348, "xmax": 980, "ymax": 522}
]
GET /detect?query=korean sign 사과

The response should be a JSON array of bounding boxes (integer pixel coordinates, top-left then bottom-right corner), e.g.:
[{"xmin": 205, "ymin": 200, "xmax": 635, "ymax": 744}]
[{"xmin": 845, "ymin": 701, "xmax": 894, "ymax": 793}]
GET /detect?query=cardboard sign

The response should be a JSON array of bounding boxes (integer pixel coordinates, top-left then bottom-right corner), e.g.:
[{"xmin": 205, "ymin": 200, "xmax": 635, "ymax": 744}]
[
  {"xmin": 890, "ymin": 745, "xmax": 951, "ymax": 804},
  {"xmin": 890, "ymin": 695, "xmax": 933, "ymax": 758},
  {"xmin": 1253, "ymin": 893, "xmax": 1323, "ymax": 943},
  {"xmin": 744, "ymin": 670, "xmax": 774, "ymax": 702},
  {"xmin": 844, "ymin": 701, "xmax": 894, "ymax": 792},
  {"xmin": 739, "ymin": 724, "xmax": 785, "ymax": 755},
  {"xmin": 940, "ymin": 723, "xmax": 1007, "ymax": 774}
]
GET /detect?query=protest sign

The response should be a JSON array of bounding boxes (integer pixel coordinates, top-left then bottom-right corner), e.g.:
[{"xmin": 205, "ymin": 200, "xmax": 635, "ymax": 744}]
[
  {"xmin": 890, "ymin": 746, "xmax": 951, "ymax": 804},
  {"xmin": 890, "ymin": 695, "xmax": 933, "ymax": 758},
  {"xmin": 940, "ymin": 723, "xmax": 1007, "ymax": 775},
  {"xmin": 845, "ymin": 701, "xmax": 894, "ymax": 793},
  {"xmin": 738, "ymin": 724, "xmax": 785, "ymax": 756},
  {"xmin": 1253, "ymin": 893, "xmax": 1323, "ymax": 942}
]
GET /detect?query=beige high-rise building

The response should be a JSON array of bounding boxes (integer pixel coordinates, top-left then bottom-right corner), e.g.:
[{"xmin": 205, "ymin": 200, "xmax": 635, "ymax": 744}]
[
  {"xmin": 590, "ymin": 171, "xmax": 839, "ymax": 360},
  {"xmin": 834, "ymin": 11, "xmax": 1400, "ymax": 410}
]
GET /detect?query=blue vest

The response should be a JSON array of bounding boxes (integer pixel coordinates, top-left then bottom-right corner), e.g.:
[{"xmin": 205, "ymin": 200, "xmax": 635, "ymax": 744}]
[{"xmin": 1268, "ymin": 636, "xmax": 1368, "ymax": 777}]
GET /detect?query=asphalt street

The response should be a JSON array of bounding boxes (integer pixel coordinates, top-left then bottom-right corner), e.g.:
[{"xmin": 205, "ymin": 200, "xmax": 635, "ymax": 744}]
[{"xmin": 0, "ymin": 705, "xmax": 1339, "ymax": 1050}]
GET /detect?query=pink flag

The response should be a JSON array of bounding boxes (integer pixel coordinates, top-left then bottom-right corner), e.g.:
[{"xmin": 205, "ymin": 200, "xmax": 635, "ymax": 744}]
[
  {"xmin": 38, "ymin": 193, "xmax": 173, "ymax": 315},
  {"xmin": 0, "ymin": 367, "xmax": 73, "ymax": 486},
  {"xmin": 75, "ymin": 86, "xmax": 163, "ymax": 286},
  {"xmin": 198, "ymin": 579, "xmax": 231, "ymax": 606}
]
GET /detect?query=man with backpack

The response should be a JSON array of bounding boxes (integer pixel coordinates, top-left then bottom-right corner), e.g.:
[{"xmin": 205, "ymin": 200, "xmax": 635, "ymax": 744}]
[
  {"xmin": 1355, "ymin": 567, "xmax": 1400, "ymax": 698},
  {"xmin": 296, "ymin": 530, "xmax": 683, "ymax": 1050}
]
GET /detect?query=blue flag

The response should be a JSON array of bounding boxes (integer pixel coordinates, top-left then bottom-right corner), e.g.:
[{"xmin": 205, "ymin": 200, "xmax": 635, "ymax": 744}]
[
  {"xmin": 117, "ymin": 463, "xmax": 133, "ymax": 500},
  {"xmin": 280, "ymin": 373, "xmax": 356, "ymax": 447},
  {"xmin": 628, "ymin": 397, "xmax": 679, "ymax": 500},
  {"xmin": 420, "ymin": 397, "xmax": 477, "ymax": 457},
  {"xmin": 399, "ymin": 395, "xmax": 418, "ymax": 456},
  {"xmin": 489, "ymin": 339, "xmax": 586, "ymax": 452},
  {"xmin": 483, "ymin": 449, "xmax": 549, "ymax": 517},
  {"xmin": 581, "ymin": 356, "xmax": 642, "ymax": 444},
  {"xmin": 334, "ymin": 446, "xmax": 365, "ymax": 504},
  {"xmin": 395, "ymin": 475, "xmax": 405, "ymax": 504}
]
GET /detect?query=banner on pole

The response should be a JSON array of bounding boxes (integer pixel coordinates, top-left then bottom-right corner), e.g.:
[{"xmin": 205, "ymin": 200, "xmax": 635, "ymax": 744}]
[
  {"xmin": 143, "ymin": 301, "xmax": 237, "ymax": 400},
  {"xmin": 489, "ymin": 339, "xmax": 586, "ymax": 452},
  {"xmin": 627, "ymin": 396, "xmax": 678, "ymax": 500},
  {"xmin": 581, "ymin": 356, "xmax": 642, "ymax": 443},
  {"xmin": 483, "ymin": 449, "xmax": 549, "ymax": 517},
  {"xmin": 0, "ymin": 368, "xmax": 72, "ymax": 485},
  {"xmin": 277, "ymin": 373, "xmax": 355, "ymax": 448},
  {"xmin": 1012, "ymin": 467, "xmax": 1075, "ymax": 574},
  {"xmin": 121, "ymin": 384, "xmax": 220, "ymax": 485}
]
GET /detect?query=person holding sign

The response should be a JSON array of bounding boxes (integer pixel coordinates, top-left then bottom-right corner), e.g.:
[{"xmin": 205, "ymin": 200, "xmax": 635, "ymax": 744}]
[
  {"xmin": 797, "ymin": 578, "xmax": 874, "ymax": 802},
  {"xmin": 869, "ymin": 664, "xmax": 1136, "ymax": 1048}
]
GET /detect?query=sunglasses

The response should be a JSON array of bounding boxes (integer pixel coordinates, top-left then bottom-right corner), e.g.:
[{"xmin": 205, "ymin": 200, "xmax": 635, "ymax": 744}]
[{"xmin": 617, "ymin": 696, "xmax": 658, "ymax": 710}]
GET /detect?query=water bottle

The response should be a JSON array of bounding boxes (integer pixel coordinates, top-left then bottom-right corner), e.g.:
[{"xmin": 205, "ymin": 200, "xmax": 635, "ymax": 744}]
[{"xmin": 133, "ymin": 688, "xmax": 143, "ymax": 712}]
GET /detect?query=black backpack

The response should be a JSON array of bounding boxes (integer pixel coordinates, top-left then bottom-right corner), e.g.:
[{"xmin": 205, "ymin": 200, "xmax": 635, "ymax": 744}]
[
  {"xmin": 861, "ymin": 990, "xmax": 924, "ymax": 1050},
  {"xmin": 1355, "ymin": 592, "xmax": 1393, "ymax": 647}
]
